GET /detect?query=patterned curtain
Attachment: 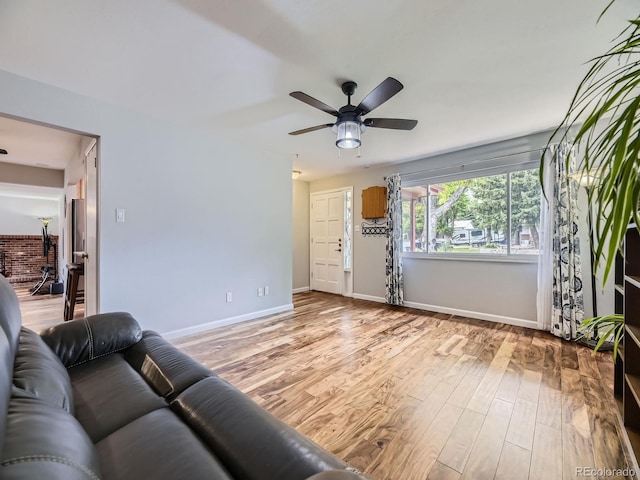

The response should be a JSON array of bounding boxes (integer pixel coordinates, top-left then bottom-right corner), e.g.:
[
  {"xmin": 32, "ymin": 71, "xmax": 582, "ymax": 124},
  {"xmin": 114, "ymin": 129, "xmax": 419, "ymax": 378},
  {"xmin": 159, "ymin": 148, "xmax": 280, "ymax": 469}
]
[
  {"xmin": 538, "ymin": 142, "xmax": 584, "ymax": 339},
  {"xmin": 385, "ymin": 174, "xmax": 404, "ymax": 305}
]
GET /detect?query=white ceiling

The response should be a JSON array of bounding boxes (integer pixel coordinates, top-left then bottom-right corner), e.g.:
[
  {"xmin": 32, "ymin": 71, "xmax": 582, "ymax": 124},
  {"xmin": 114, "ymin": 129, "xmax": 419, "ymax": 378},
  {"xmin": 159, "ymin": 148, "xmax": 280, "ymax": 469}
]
[
  {"xmin": 0, "ymin": 115, "xmax": 83, "ymax": 170},
  {"xmin": 0, "ymin": 0, "xmax": 636, "ymax": 181}
]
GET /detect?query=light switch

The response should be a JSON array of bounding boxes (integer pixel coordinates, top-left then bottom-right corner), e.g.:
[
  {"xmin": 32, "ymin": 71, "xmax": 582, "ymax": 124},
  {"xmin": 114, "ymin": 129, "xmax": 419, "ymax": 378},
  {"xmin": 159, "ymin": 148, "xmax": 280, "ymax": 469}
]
[{"xmin": 116, "ymin": 208, "xmax": 126, "ymax": 223}]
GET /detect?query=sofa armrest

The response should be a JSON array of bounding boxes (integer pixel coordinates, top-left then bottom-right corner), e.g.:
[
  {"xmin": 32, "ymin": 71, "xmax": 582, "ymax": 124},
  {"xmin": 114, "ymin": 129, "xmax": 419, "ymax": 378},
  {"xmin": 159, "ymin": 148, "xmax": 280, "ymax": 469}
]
[
  {"xmin": 305, "ymin": 471, "xmax": 370, "ymax": 480},
  {"xmin": 172, "ymin": 376, "xmax": 351, "ymax": 480},
  {"xmin": 40, "ymin": 312, "xmax": 142, "ymax": 368}
]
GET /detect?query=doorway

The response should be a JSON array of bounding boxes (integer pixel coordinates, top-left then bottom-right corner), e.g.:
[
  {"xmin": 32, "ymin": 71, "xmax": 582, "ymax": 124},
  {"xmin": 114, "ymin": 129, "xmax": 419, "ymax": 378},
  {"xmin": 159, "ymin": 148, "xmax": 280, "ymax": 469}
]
[
  {"xmin": 0, "ymin": 114, "xmax": 99, "ymax": 321},
  {"xmin": 309, "ymin": 187, "xmax": 353, "ymax": 296}
]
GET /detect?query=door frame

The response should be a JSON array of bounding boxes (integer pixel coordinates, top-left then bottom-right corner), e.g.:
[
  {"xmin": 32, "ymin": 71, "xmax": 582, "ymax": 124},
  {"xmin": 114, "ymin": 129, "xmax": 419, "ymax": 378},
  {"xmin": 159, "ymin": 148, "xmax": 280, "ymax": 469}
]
[
  {"xmin": 0, "ymin": 111, "xmax": 100, "ymax": 314},
  {"xmin": 83, "ymin": 138, "xmax": 99, "ymax": 315},
  {"xmin": 309, "ymin": 186, "xmax": 354, "ymax": 297}
]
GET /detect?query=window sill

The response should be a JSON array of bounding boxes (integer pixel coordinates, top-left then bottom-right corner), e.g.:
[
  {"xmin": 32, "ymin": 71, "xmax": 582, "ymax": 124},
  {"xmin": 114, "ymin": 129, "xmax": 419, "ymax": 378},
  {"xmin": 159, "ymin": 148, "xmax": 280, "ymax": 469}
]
[{"xmin": 402, "ymin": 252, "xmax": 538, "ymax": 264}]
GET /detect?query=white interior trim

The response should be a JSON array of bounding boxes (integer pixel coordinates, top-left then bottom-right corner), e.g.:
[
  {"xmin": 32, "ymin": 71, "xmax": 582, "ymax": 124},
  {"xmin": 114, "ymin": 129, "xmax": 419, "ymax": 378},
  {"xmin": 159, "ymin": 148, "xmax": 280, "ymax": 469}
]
[
  {"xmin": 352, "ymin": 293, "xmax": 539, "ymax": 330},
  {"xmin": 161, "ymin": 303, "xmax": 293, "ymax": 339},
  {"xmin": 293, "ymin": 286, "xmax": 310, "ymax": 294},
  {"xmin": 309, "ymin": 186, "xmax": 354, "ymax": 297}
]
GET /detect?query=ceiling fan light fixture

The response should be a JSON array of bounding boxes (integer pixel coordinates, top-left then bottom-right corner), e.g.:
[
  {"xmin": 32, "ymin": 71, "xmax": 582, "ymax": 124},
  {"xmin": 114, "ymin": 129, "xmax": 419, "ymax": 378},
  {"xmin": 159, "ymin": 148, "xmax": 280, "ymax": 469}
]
[{"xmin": 335, "ymin": 121, "xmax": 364, "ymax": 149}]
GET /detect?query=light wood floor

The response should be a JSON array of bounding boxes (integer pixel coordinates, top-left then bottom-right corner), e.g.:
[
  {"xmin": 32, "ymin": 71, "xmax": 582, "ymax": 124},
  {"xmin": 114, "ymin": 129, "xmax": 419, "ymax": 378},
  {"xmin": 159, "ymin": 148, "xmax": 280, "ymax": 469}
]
[
  {"xmin": 18, "ymin": 289, "xmax": 632, "ymax": 479},
  {"xmin": 14, "ymin": 285, "xmax": 84, "ymax": 332},
  {"xmin": 174, "ymin": 292, "xmax": 632, "ymax": 480}
]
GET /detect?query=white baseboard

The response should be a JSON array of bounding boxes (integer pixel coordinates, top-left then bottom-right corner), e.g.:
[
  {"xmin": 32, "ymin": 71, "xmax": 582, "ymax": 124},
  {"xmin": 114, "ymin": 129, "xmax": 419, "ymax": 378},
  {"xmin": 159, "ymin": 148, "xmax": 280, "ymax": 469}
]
[
  {"xmin": 352, "ymin": 293, "xmax": 538, "ymax": 330},
  {"xmin": 161, "ymin": 303, "xmax": 294, "ymax": 340},
  {"xmin": 353, "ymin": 293, "xmax": 386, "ymax": 303},
  {"xmin": 292, "ymin": 286, "xmax": 310, "ymax": 294}
]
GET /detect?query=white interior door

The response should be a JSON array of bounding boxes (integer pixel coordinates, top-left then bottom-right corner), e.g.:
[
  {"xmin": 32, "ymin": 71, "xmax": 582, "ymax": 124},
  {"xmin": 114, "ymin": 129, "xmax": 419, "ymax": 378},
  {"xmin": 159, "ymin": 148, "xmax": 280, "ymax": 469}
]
[
  {"xmin": 84, "ymin": 141, "xmax": 98, "ymax": 315},
  {"xmin": 311, "ymin": 191, "xmax": 344, "ymax": 294}
]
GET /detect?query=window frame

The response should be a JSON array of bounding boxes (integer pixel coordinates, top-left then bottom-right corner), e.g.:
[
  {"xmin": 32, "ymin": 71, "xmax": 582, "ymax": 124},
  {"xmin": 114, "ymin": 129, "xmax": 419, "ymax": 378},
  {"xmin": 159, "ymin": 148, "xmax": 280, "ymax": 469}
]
[{"xmin": 401, "ymin": 161, "xmax": 540, "ymax": 263}]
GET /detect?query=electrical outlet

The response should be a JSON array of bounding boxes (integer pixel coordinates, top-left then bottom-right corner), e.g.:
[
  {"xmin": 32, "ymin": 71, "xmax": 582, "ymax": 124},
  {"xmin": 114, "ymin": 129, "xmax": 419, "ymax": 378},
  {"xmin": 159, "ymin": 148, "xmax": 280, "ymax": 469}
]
[
  {"xmin": 226, "ymin": 292, "xmax": 232, "ymax": 303},
  {"xmin": 257, "ymin": 287, "xmax": 264, "ymax": 297},
  {"xmin": 264, "ymin": 286, "xmax": 269, "ymax": 296}
]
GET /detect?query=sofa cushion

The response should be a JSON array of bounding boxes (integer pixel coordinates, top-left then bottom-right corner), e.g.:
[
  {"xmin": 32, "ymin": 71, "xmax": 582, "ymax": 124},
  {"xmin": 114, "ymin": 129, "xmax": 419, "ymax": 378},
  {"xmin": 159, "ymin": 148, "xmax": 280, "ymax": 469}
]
[
  {"xmin": 0, "ymin": 276, "xmax": 22, "ymax": 459},
  {"xmin": 172, "ymin": 376, "xmax": 349, "ymax": 480},
  {"xmin": 96, "ymin": 408, "xmax": 233, "ymax": 480},
  {"xmin": 69, "ymin": 353, "xmax": 166, "ymax": 442},
  {"xmin": 12, "ymin": 327, "xmax": 74, "ymax": 413},
  {"xmin": 40, "ymin": 312, "xmax": 142, "ymax": 368},
  {"xmin": 125, "ymin": 331, "xmax": 214, "ymax": 399},
  {"xmin": 1, "ymin": 395, "xmax": 101, "ymax": 480}
]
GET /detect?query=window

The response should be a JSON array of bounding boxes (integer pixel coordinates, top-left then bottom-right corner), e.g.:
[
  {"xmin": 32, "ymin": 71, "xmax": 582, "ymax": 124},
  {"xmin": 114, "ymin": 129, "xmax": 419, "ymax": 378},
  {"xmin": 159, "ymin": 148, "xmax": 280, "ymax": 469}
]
[
  {"xmin": 402, "ymin": 168, "xmax": 540, "ymax": 257},
  {"xmin": 344, "ymin": 190, "xmax": 353, "ymax": 269}
]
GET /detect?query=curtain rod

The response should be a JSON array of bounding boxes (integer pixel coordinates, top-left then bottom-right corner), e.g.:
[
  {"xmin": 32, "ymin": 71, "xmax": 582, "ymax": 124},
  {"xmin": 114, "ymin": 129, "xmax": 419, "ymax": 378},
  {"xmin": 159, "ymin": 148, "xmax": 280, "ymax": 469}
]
[
  {"xmin": 399, "ymin": 147, "xmax": 546, "ymax": 179},
  {"xmin": 383, "ymin": 146, "xmax": 549, "ymax": 181}
]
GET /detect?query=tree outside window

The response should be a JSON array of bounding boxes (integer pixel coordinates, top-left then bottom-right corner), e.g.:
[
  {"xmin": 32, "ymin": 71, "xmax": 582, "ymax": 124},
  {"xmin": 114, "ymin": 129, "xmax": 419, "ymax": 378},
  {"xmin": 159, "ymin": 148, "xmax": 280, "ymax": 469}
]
[{"xmin": 401, "ymin": 168, "xmax": 540, "ymax": 256}]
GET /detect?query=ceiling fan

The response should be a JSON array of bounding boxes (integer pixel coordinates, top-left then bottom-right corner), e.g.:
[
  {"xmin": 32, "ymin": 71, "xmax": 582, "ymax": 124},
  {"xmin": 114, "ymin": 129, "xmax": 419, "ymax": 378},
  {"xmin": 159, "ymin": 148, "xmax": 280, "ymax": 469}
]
[{"xmin": 288, "ymin": 77, "xmax": 418, "ymax": 149}]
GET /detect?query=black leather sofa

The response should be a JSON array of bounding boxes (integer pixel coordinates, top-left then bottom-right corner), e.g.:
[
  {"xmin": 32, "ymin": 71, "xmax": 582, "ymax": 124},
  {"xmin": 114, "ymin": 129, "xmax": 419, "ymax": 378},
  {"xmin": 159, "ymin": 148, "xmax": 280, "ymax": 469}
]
[{"xmin": 0, "ymin": 276, "xmax": 368, "ymax": 479}]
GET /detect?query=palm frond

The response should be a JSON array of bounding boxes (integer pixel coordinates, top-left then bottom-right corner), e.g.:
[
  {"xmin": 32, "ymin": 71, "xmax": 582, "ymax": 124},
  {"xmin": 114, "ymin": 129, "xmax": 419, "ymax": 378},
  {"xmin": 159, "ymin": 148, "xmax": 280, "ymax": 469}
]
[{"xmin": 544, "ymin": 14, "xmax": 640, "ymax": 284}]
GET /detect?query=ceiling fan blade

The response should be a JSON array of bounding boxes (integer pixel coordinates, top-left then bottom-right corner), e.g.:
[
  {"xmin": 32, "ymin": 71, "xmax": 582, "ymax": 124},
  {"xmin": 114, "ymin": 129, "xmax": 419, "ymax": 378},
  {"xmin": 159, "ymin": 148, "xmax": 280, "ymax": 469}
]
[
  {"xmin": 288, "ymin": 124, "xmax": 334, "ymax": 135},
  {"xmin": 364, "ymin": 118, "xmax": 418, "ymax": 130},
  {"xmin": 289, "ymin": 92, "xmax": 339, "ymax": 117},
  {"xmin": 356, "ymin": 77, "xmax": 404, "ymax": 115}
]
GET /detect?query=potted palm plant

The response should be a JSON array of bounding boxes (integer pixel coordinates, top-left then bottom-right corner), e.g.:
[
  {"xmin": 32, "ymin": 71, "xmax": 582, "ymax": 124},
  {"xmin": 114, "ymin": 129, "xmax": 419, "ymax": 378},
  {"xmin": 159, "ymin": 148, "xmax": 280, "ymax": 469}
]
[{"xmin": 547, "ymin": 3, "xmax": 639, "ymax": 358}]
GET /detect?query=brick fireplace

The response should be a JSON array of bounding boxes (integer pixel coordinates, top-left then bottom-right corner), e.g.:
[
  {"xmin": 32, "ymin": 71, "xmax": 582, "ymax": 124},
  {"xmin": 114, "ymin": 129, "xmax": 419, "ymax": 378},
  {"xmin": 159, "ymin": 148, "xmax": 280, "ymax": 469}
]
[{"xmin": 0, "ymin": 235, "xmax": 59, "ymax": 286}]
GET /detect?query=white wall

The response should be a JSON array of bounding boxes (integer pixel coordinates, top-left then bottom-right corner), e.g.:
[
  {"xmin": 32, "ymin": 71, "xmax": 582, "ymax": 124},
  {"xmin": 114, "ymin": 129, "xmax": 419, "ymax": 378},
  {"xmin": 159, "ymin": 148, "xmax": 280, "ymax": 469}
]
[
  {"xmin": 0, "ymin": 161, "xmax": 64, "ymax": 188},
  {"xmin": 309, "ymin": 132, "xmax": 566, "ymax": 328},
  {"xmin": 292, "ymin": 179, "xmax": 309, "ymax": 291},
  {"xmin": 0, "ymin": 195, "xmax": 60, "ymax": 235},
  {"xmin": 0, "ymin": 69, "xmax": 292, "ymax": 335}
]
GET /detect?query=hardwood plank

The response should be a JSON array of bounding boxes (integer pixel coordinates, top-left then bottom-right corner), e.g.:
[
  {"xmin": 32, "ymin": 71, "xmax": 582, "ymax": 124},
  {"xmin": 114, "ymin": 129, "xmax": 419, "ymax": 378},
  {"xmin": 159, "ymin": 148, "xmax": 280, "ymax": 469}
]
[
  {"xmin": 460, "ymin": 398, "xmax": 514, "ymax": 480},
  {"xmin": 437, "ymin": 334, "xmax": 467, "ymax": 356},
  {"xmin": 437, "ymin": 409, "xmax": 485, "ymax": 473},
  {"xmin": 561, "ymin": 342, "xmax": 580, "ymax": 370},
  {"xmin": 447, "ymin": 371, "xmax": 484, "ymax": 409},
  {"xmin": 582, "ymin": 376, "xmax": 629, "ymax": 478},
  {"xmin": 561, "ymin": 367, "xmax": 591, "ymax": 437},
  {"xmin": 390, "ymin": 402, "xmax": 464, "ymax": 480},
  {"xmin": 505, "ymin": 398, "xmax": 538, "ymax": 450},
  {"xmin": 365, "ymin": 381, "xmax": 457, "ymax": 480},
  {"xmin": 466, "ymin": 335, "xmax": 518, "ymax": 414},
  {"xmin": 495, "ymin": 363, "xmax": 523, "ymax": 403},
  {"xmin": 365, "ymin": 395, "xmax": 422, "ymax": 450},
  {"xmin": 426, "ymin": 462, "xmax": 461, "ymax": 480},
  {"xmin": 586, "ymin": 404, "xmax": 628, "ymax": 479},
  {"xmin": 343, "ymin": 438, "xmax": 381, "ymax": 474},
  {"xmin": 494, "ymin": 441, "xmax": 531, "ymax": 480},
  {"xmin": 537, "ymin": 383, "xmax": 563, "ymax": 430},
  {"xmin": 530, "ymin": 423, "xmax": 562, "ymax": 480},
  {"xmin": 441, "ymin": 354, "xmax": 477, "ymax": 387},
  {"xmin": 542, "ymin": 343, "xmax": 562, "ymax": 391},
  {"xmin": 563, "ymin": 424, "xmax": 596, "ymax": 480},
  {"xmin": 517, "ymin": 369, "xmax": 542, "ymax": 403},
  {"xmin": 577, "ymin": 346, "xmax": 602, "ymax": 379}
]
